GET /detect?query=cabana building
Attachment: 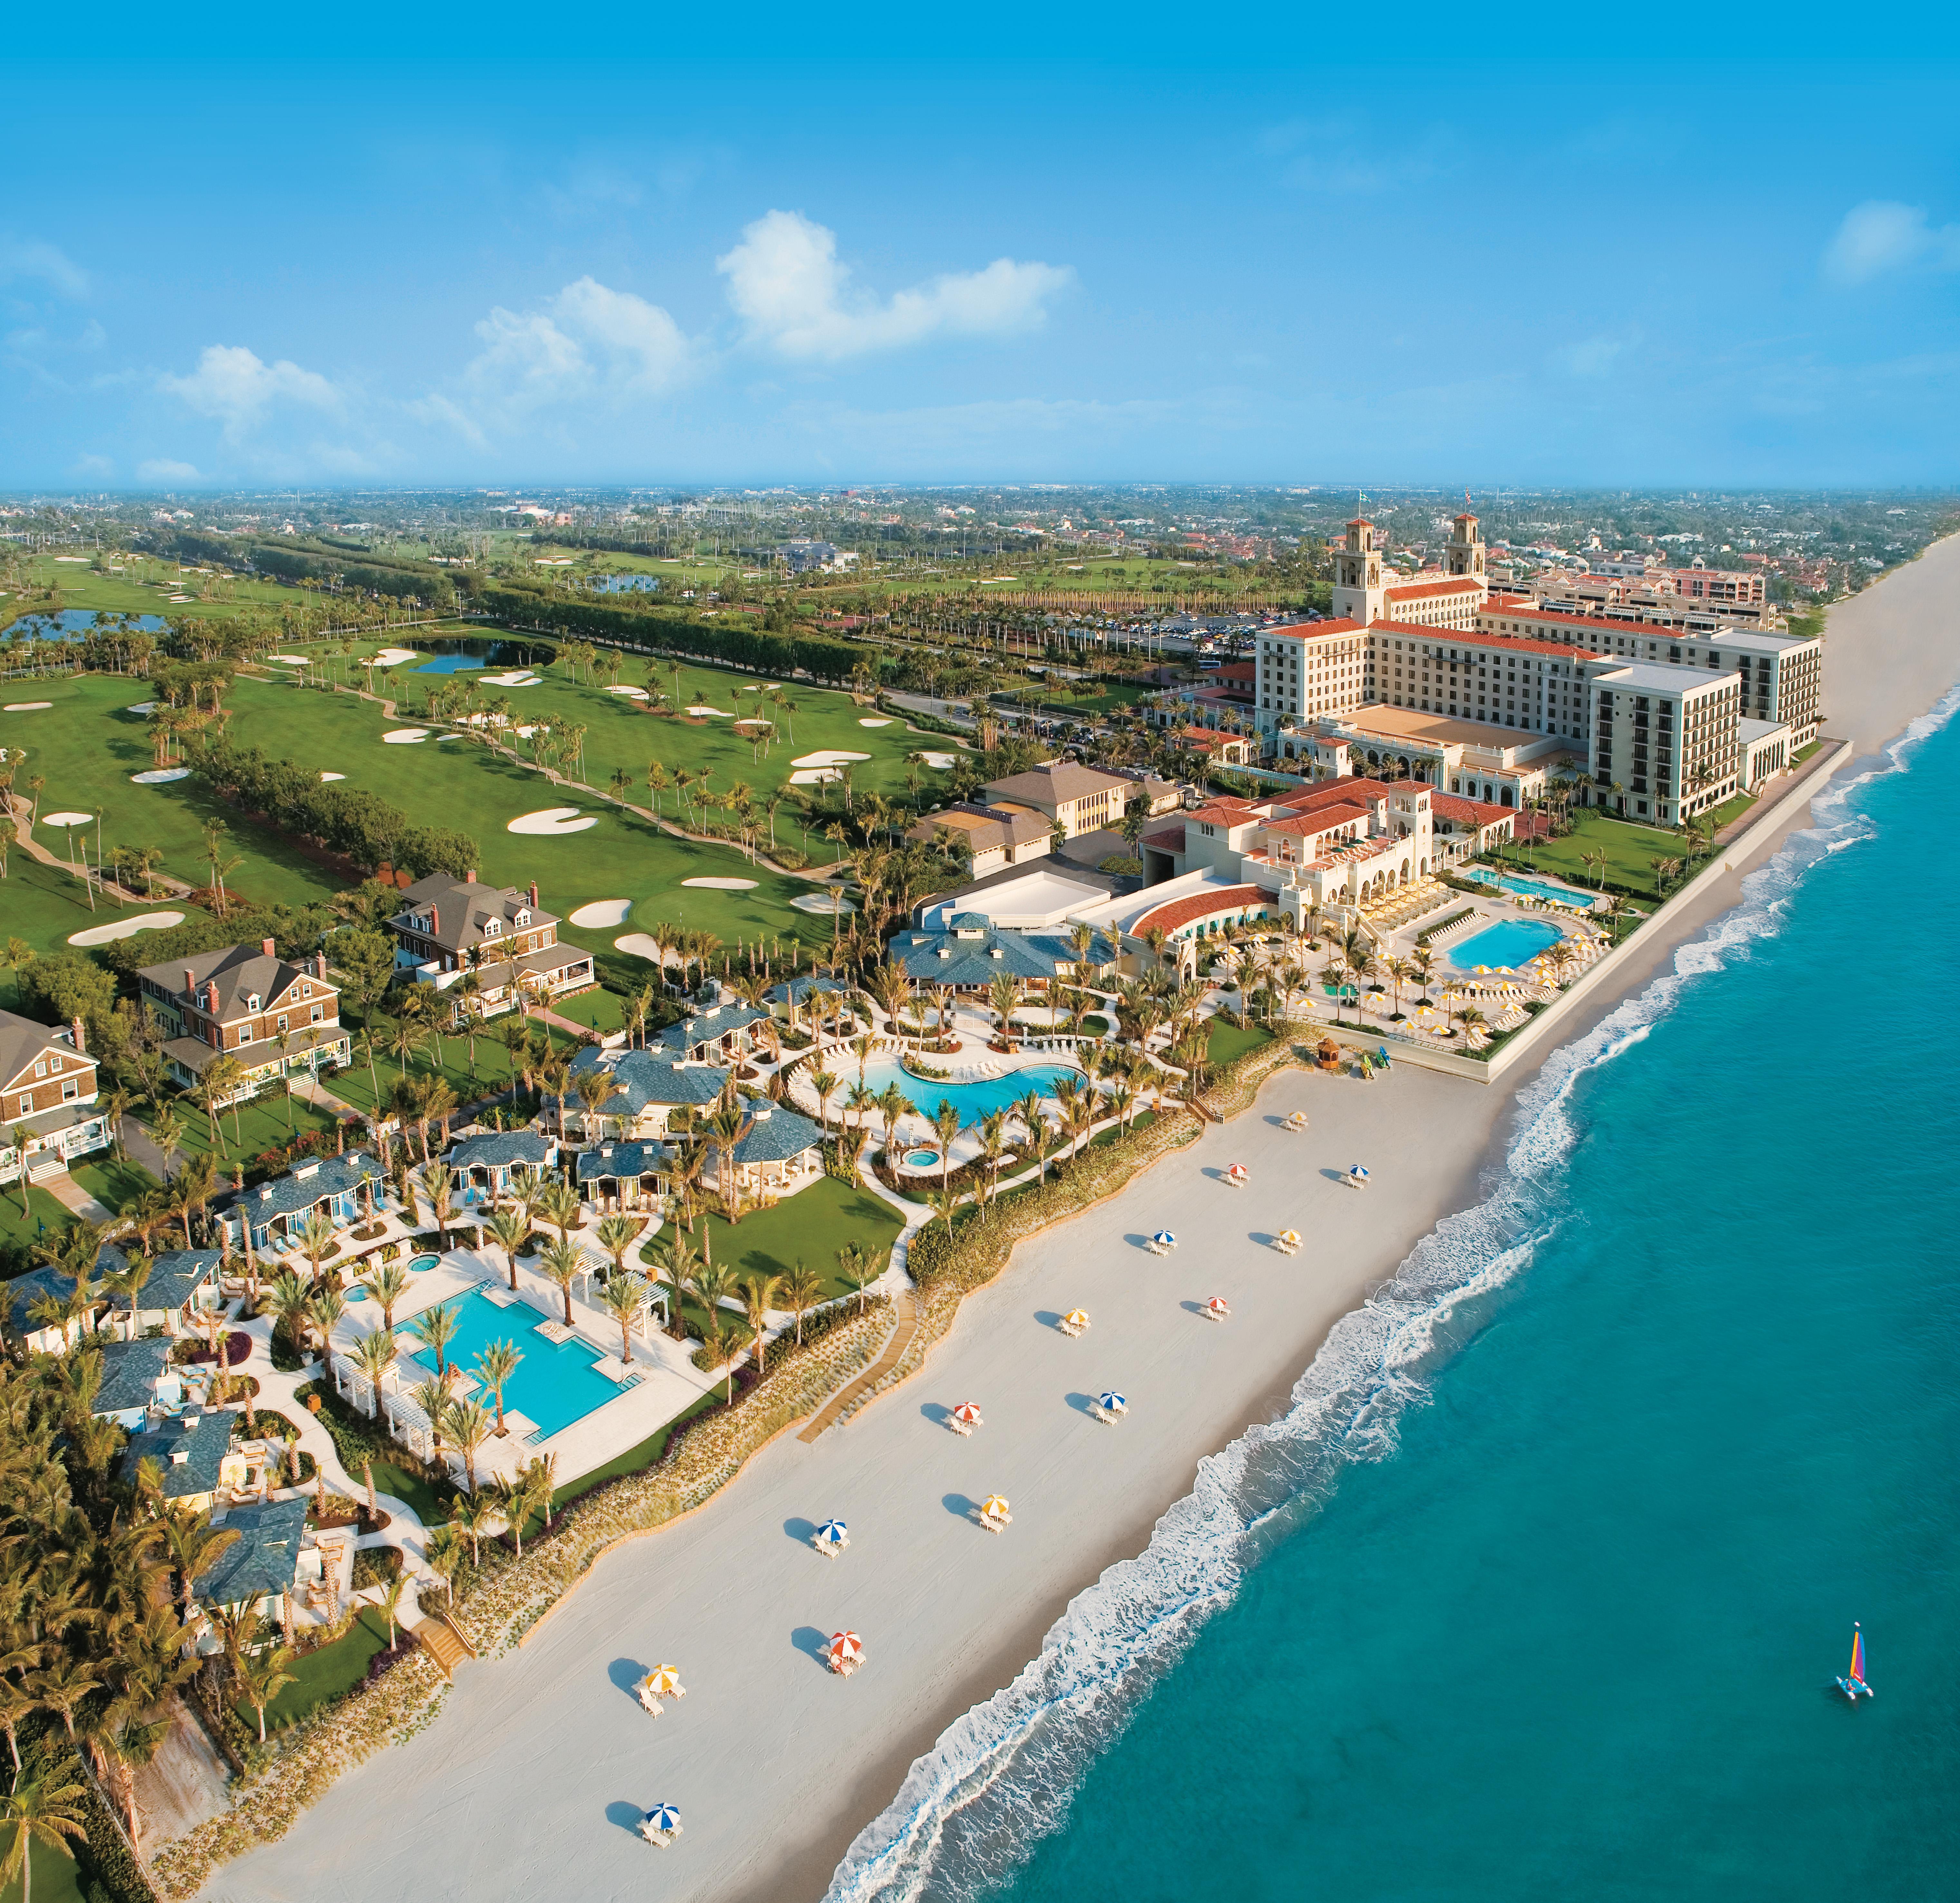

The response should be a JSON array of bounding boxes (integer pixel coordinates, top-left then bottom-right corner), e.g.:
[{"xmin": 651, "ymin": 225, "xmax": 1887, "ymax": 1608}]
[
  {"xmin": 191, "ymin": 1496, "xmax": 309, "ymax": 1628},
  {"xmin": 119, "ymin": 1411, "xmax": 237, "ymax": 1513},
  {"xmin": 705, "ymin": 1101, "xmax": 825, "ymax": 1201},
  {"xmin": 561, "ymin": 1047, "xmax": 731, "ymax": 1142},
  {"xmin": 885, "ymin": 914, "xmax": 1119, "ymax": 991},
  {"xmin": 4, "ymin": 1265, "xmax": 101, "ymax": 1354},
  {"xmin": 575, "ymin": 1139, "xmax": 671, "ymax": 1212},
  {"xmin": 446, "ymin": 1129, "xmax": 556, "ymax": 1206},
  {"xmin": 218, "ymin": 1152, "xmax": 382, "ymax": 1258},
  {"xmin": 656, "ymin": 1001, "xmax": 769, "ymax": 1065},
  {"xmin": 92, "ymin": 1337, "xmax": 182, "ymax": 1430}
]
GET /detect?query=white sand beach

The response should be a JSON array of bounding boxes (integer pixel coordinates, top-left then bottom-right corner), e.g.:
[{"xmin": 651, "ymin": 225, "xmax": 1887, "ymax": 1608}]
[{"xmin": 198, "ymin": 539, "xmax": 1960, "ymax": 1903}]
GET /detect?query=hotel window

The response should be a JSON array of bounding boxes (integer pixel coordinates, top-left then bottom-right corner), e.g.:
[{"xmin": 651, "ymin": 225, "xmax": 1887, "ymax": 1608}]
[{"xmin": 16, "ymin": 1096, "xmax": 30, "ymax": 1116}]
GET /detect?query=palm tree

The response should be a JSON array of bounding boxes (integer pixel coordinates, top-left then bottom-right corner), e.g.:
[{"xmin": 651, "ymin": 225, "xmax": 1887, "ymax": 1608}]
[
  {"xmin": 690, "ymin": 1259, "xmax": 735, "ymax": 1375},
  {"xmin": 424, "ymin": 1525, "xmax": 464, "ymax": 1604},
  {"xmin": 987, "ymin": 972, "xmax": 1021, "ymax": 1048},
  {"xmin": 538, "ymin": 1238, "xmax": 583, "ymax": 1327},
  {"xmin": 293, "ymin": 1208, "xmax": 338, "ymax": 1291},
  {"xmin": 230, "ymin": 1640, "xmax": 297, "ymax": 1746},
  {"xmin": 598, "ymin": 1272, "xmax": 647, "ymax": 1366},
  {"xmin": 740, "ymin": 1270, "xmax": 779, "ymax": 1385},
  {"xmin": 781, "ymin": 1259, "xmax": 822, "ymax": 1345},
  {"xmin": 446, "ymin": 1398, "xmax": 495, "ymax": 1493},
  {"xmin": 1383, "ymin": 955, "xmax": 1415, "ymax": 1021},
  {"xmin": 149, "ymin": 1103, "xmax": 184, "ymax": 1178},
  {"xmin": 351, "ymin": 1328, "xmax": 396, "ymax": 1417},
  {"xmin": 267, "ymin": 1267, "xmax": 315, "ymax": 1359},
  {"xmin": 162, "ymin": 1507, "xmax": 240, "ymax": 1612},
  {"xmin": 409, "ymin": 1301, "xmax": 459, "ymax": 1382},
  {"xmin": 809, "ymin": 1066, "xmax": 840, "ymax": 1134},
  {"xmin": 366, "ymin": 1258, "xmax": 410, "ymax": 1331},
  {"xmin": 478, "ymin": 1206, "xmax": 527, "ymax": 1295},
  {"xmin": 594, "ymin": 1213, "xmax": 637, "ymax": 1278},
  {"xmin": 450, "ymin": 1490, "xmax": 498, "ymax": 1566},
  {"xmin": 374, "ymin": 1574, "xmax": 408, "ymax": 1652},
  {"xmin": 415, "ymin": 1161, "xmax": 455, "ymax": 1251},
  {"xmin": 474, "ymin": 1339, "xmax": 522, "ymax": 1433},
  {"xmin": 536, "ymin": 1179, "xmax": 581, "ymax": 1248}
]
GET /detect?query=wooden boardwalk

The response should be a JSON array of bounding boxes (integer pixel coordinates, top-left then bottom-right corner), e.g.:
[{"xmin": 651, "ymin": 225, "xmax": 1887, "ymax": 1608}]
[
  {"xmin": 798, "ymin": 1291, "xmax": 920, "ymax": 1443},
  {"xmin": 413, "ymin": 1614, "xmax": 477, "ymax": 1680}
]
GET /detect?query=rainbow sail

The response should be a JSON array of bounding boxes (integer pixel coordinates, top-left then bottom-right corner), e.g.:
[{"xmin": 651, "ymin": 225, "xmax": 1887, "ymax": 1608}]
[{"xmin": 1848, "ymin": 1625, "xmax": 1867, "ymax": 1688}]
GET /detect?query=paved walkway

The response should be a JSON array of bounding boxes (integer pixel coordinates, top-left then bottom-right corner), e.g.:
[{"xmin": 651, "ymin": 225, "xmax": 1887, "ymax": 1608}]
[{"xmin": 41, "ymin": 1168, "xmax": 114, "ymax": 1223}]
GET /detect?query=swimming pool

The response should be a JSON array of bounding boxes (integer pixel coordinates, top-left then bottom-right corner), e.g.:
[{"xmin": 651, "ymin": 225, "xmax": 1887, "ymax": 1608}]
[
  {"xmin": 859, "ymin": 1058, "xmax": 1084, "ymax": 1124},
  {"xmin": 1464, "ymin": 866, "xmax": 1596, "ymax": 909},
  {"xmin": 395, "ymin": 1286, "xmax": 622, "ymax": 1440},
  {"xmin": 1449, "ymin": 918, "xmax": 1564, "ymax": 970}
]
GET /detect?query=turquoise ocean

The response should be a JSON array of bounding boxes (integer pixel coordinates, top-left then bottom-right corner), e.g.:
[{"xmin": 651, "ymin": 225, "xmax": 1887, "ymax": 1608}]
[{"xmin": 827, "ymin": 692, "xmax": 1960, "ymax": 1903}]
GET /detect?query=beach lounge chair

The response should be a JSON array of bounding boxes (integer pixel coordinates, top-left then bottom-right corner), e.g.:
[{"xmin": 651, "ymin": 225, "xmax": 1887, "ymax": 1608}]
[
  {"xmin": 977, "ymin": 1496, "xmax": 1013, "ymax": 1532},
  {"xmin": 639, "ymin": 1805, "xmax": 682, "ymax": 1845},
  {"xmin": 637, "ymin": 1676, "xmax": 664, "ymax": 1716},
  {"xmin": 1203, "ymin": 1296, "xmax": 1232, "ymax": 1322},
  {"xmin": 949, "ymin": 1403, "xmax": 983, "ymax": 1436},
  {"xmin": 1059, "ymin": 1310, "xmax": 1090, "ymax": 1337}
]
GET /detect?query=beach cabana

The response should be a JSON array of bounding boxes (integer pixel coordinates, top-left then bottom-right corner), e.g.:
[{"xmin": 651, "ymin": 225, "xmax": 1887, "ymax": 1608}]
[
  {"xmin": 1060, "ymin": 1309, "xmax": 1090, "ymax": 1337},
  {"xmin": 1094, "ymin": 1391, "xmax": 1127, "ymax": 1424},
  {"xmin": 827, "ymin": 1630, "xmax": 865, "ymax": 1677},
  {"xmin": 812, "ymin": 1518, "xmax": 850, "ymax": 1557},
  {"xmin": 1315, "ymin": 1037, "xmax": 1342, "ymax": 1071},
  {"xmin": 949, "ymin": 1402, "xmax": 983, "ymax": 1436},
  {"xmin": 639, "ymin": 1804, "xmax": 683, "ymax": 1846},
  {"xmin": 978, "ymin": 1495, "xmax": 1013, "ymax": 1532},
  {"xmin": 1275, "ymin": 1229, "xmax": 1301, "ymax": 1255},
  {"xmin": 1203, "ymin": 1296, "xmax": 1232, "ymax": 1321}
]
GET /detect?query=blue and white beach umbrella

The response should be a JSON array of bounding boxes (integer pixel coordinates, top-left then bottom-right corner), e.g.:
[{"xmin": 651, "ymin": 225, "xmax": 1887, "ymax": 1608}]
[
  {"xmin": 1098, "ymin": 1391, "xmax": 1127, "ymax": 1416},
  {"xmin": 815, "ymin": 1518, "xmax": 849, "ymax": 1550},
  {"xmin": 1349, "ymin": 1165, "xmax": 1371, "ymax": 1182},
  {"xmin": 1153, "ymin": 1231, "xmax": 1176, "ymax": 1248},
  {"xmin": 645, "ymin": 1804, "xmax": 681, "ymax": 1833}
]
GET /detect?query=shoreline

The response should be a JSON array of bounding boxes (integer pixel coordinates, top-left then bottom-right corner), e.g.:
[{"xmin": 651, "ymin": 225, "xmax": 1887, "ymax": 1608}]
[{"xmin": 194, "ymin": 539, "xmax": 1960, "ymax": 1903}]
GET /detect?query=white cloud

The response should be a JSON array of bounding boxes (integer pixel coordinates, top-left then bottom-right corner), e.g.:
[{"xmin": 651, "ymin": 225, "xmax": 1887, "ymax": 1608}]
[
  {"xmin": 1822, "ymin": 201, "xmax": 1960, "ymax": 286},
  {"xmin": 138, "ymin": 458, "xmax": 200, "ymax": 483},
  {"xmin": 1555, "ymin": 330, "xmax": 1638, "ymax": 378},
  {"xmin": 428, "ymin": 276, "xmax": 695, "ymax": 438},
  {"xmin": 159, "ymin": 345, "xmax": 343, "ymax": 440},
  {"xmin": 716, "ymin": 210, "xmax": 1070, "ymax": 361},
  {"xmin": 0, "ymin": 237, "xmax": 89, "ymax": 298}
]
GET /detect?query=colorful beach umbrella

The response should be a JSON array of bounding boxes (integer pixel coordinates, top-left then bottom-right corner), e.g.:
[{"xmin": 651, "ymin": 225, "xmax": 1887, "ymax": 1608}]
[
  {"xmin": 1063, "ymin": 1309, "xmax": 1090, "ymax": 1331},
  {"xmin": 1153, "ymin": 1230, "xmax": 1177, "ymax": 1248},
  {"xmin": 1349, "ymin": 1165, "xmax": 1371, "ymax": 1182},
  {"xmin": 828, "ymin": 1630, "xmax": 864, "ymax": 1667},
  {"xmin": 1205, "ymin": 1296, "xmax": 1232, "ymax": 1318},
  {"xmin": 1279, "ymin": 1229, "xmax": 1301, "ymax": 1248},
  {"xmin": 1226, "ymin": 1163, "xmax": 1249, "ymax": 1181},
  {"xmin": 951, "ymin": 1402, "xmax": 984, "ymax": 1429},
  {"xmin": 814, "ymin": 1519, "xmax": 848, "ymax": 1551},
  {"xmin": 644, "ymin": 1804, "xmax": 681, "ymax": 1833},
  {"xmin": 647, "ymin": 1664, "xmax": 684, "ymax": 1697},
  {"xmin": 1098, "ymin": 1391, "xmax": 1127, "ymax": 1416},
  {"xmin": 982, "ymin": 1495, "xmax": 1011, "ymax": 1519}
]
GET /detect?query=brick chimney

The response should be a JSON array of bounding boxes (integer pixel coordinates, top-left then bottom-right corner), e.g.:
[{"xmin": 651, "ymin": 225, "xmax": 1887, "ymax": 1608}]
[
  {"xmin": 70, "ymin": 1017, "xmax": 86, "ymax": 1055},
  {"xmin": 528, "ymin": 881, "xmax": 539, "ymax": 910},
  {"xmin": 430, "ymin": 905, "xmax": 440, "ymax": 936},
  {"xmin": 466, "ymin": 867, "xmax": 476, "ymax": 883},
  {"xmin": 182, "ymin": 966, "xmax": 197, "ymax": 1000},
  {"xmin": 261, "ymin": 936, "xmax": 276, "ymax": 958},
  {"xmin": 207, "ymin": 981, "xmax": 220, "ymax": 1012}
]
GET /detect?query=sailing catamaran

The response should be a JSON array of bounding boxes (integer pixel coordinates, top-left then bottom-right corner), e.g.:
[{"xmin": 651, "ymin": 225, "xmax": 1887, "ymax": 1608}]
[{"xmin": 1835, "ymin": 1623, "xmax": 1873, "ymax": 1702}]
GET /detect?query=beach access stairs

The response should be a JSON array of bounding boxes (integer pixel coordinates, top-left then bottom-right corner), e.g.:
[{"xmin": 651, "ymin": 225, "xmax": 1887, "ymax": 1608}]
[{"xmin": 413, "ymin": 1612, "xmax": 477, "ymax": 1680}]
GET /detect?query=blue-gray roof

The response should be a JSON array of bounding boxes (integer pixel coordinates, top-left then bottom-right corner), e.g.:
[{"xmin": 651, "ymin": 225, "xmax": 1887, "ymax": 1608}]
[
  {"xmin": 5, "ymin": 1266, "xmax": 85, "ymax": 1339},
  {"xmin": 447, "ymin": 1130, "xmax": 552, "ymax": 1172},
  {"xmin": 576, "ymin": 1140, "xmax": 670, "ymax": 1182},
  {"xmin": 144, "ymin": 1250, "xmax": 223, "ymax": 1314},
  {"xmin": 656, "ymin": 1001, "xmax": 768, "ymax": 1055},
  {"xmin": 93, "ymin": 1337, "xmax": 174, "ymax": 1416},
  {"xmin": 886, "ymin": 922, "xmax": 1118, "ymax": 987},
  {"xmin": 121, "ymin": 1410, "xmax": 234, "ymax": 1499},
  {"xmin": 194, "ymin": 1497, "xmax": 308, "ymax": 1606},
  {"xmin": 230, "ymin": 1150, "xmax": 381, "ymax": 1226},
  {"xmin": 566, "ymin": 1047, "xmax": 730, "ymax": 1114},
  {"xmin": 711, "ymin": 1103, "xmax": 823, "ymax": 1166}
]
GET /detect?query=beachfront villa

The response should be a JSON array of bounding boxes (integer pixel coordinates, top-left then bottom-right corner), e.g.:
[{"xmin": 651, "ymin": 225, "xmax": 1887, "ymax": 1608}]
[
  {"xmin": 0, "ymin": 1010, "xmax": 111, "ymax": 1182},
  {"xmin": 559, "ymin": 1045, "xmax": 732, "ymax": 1140},
  {"xmin": 216, "ymin": 1150, "xmax": 383, "ymax": 1258},
  {"xmin": 446, "ymin": 1129, "xmax": 557, "ymax": 1204},
  {"xmin": 94, "ymin": 1243, "xmax": 225, "ymax": 1338},
  {"xmin": 136, "ymin": 940, "xmax": 351, "ymax": 1100},
  {"xmin": 119, "ymin": 1411, "xmax": 237, "ymax": 1513},
  {"xmin": 91, "ymin": 1337, "xmax": 182, "ymax": 1430},
  {"xmin": 386, "ymin": 871, "xmax": 595, "ymax": 1017},
  {"xmin": 190, "ymin": 1496, "xmax": 309, "ymax": 1629},
  {"xmin": 884, "ymin": 915, "xmax": 1119, "ymax": 990},
  {"xmin": 657, "ymin": 1000, "xmax": 769, "ymax": 1064},
  {"xmin": 575, "ymin": 1139, "xmax": 670, "ymax": 1210}
]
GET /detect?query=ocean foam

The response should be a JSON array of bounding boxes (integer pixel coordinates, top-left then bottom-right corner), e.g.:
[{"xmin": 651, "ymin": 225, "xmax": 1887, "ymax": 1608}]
[{"xmin": 821, "ymin": 694, "xmax": 1960, "ymax": 1903}]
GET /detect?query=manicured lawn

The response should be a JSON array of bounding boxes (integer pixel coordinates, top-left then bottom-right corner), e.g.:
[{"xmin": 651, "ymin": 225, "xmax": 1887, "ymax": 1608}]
[
  {"xmin": 548, "ymin": 986, "xmax": 626, "ymax": 1034},
  {"xmin": 367, "ymin": 1461, "xmax": 452, "ymax": 1526},
  {"xmin": 1706, "ymin": 789, "xmax": 1757, "ymax": 829},
  {"xmin": 0, "ymin": 1185, "xmax": 82, "ymax": 1249},
  {"xmin": 1206, "ymin": 1018, "xmax": 1273, "ymax": 1066},
  {"xmin": 0, "ymin": 1835, "xmax": 86, "ymax": 1903},
  {"xmin": 136, "ymin": 1091, "xmax": 343, "ymax": 1168},
  {"xmin": 69, "ymin": 1154, "xmax": 162, "ymax": 1213},
  {"xmin": 245, "ymin": 1607, "xmax": 396, "ymax": 1732},
  {"xmin": 1495, "ymin": 809, "xmax": 1699, "ymax": 898},
  {"xmin": 0, "ymin": 855, "xmax": 124, "ymax": 974},
  {"xmin": 690, "ymin": 1174, "xmax": 903, "ymax": 1301},
  {"xmin": 553, "ymin": 1388, "xmax": 722, "ymax": 1509},
  {"xmin": 326, "ymin": 1040, "xmax": 519, "ymax": 1119}
]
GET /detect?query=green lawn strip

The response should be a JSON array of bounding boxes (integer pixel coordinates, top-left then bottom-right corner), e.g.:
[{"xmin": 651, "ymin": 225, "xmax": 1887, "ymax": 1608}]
[
  {"xmin": 135, "ymin": 1091, "xmax": 342, "ymax": 1169},
  {"xmin": 0, "ymin": 855, "xmax": 117, "ymax": 974},
  {"xmin": 324, "ymin": 1037, "xmax": 518, "ymax": 1119},
  {"xmin": 0, "ymin": 1835, "xmax": 87, "ymax": 1903},
  {"xmin": 1206, "ymin": 1019, "xmax": 1273, "ymax": 1066},
  {"xmin": 68, "ymin": 1155, "xmax": 162, "ymax": 1213},
  {"xmin": 1705, "ymin": 789, "xmax": 1757, "ymax": 829},
  {"xmin": 1495, "ymin": 810, "xmax": 1702, "ymax": 897},
  {"xmin": 367, "ymin": 1461, "xmax": 451, "ymax": 1526},
  {"xmin": 243, "ymin": 1607, "xmax": 395, "ymax": 1732},
  {"xmin": 547, "ymin": 986, "xmax": 626, "ymax": 1033},
  {"xmin": 692, "ymin": 1175, "xmax": 904, "ymax": 1302},
  {"xmin": 0, "ymin": 1185, "xmax": 80, "ymax": 1249}
]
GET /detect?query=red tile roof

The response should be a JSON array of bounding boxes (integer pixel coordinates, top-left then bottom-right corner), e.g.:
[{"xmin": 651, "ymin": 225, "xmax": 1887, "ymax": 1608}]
[
  {"xmin": 1369, "ymin": 617, "xmax": 1604, "ymax": 660},
  {"xmin": 1383, "ymin": 578, "xmax": 1484, "ymax": 603},
  {"xmin": 1431, "ymin": 793, "xmax": 1515, "ymax": 826},
  {"xmin": 1262, "ymin": 804, "xmax": 1371, "ymax": 837},
  {"xmin": 1478, "ymin": 604, "xmax": 1640, "ymax": 638},
  {"xmin": 1141, "ymin": 825, "xmax": 1186, "ymax": 853},
  {"xmin": 1131, "ymin": 884, "xmax": 1274, "ymax": 938},
  {"xmin": 1262, "ymin": 618, "xmax": 1363, "ymax": 643}
]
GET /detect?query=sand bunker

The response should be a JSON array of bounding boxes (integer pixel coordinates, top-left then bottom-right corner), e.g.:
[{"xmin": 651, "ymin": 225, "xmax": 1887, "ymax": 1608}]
[
  {"xmin": 68, "ymin": 910, "xmax": 184, "ymax": 947},
  {"xmin": 382, "ymin": 728, "xmax": 429, "ymax": 744},
  {"xmin": 320, "ymin": 771, "xmax": 346, "ymax": 782},
  {"xmin": 791, "ymin": 891, "xmax": 855, "ymax": 914},
  {"xmin": 569, "ymin": 899, "xmax": 634, "ymax": 928},
  {"xmin": 126, "ymin": 701, "xmax": 158, "ymax": 714},
  {"xmin": 371, "ymin": 647, "xmax": 421, "ymax": 666},
  {"xmin": 42, "ymin": 812, "xmax": 92, "ymax": 827},
  {"xmin": 483, "ymin": 670, "xmax": 541, "ymax": 687},
  {"xmin": 507, "ymin": 808, "xmax": 597, "ymax": 836},
  {"xmin": 859, "ymin": 717, "xmax": 894, "ymax": 727},
  {"xmin": 789, "ymin": 768, "xmax": 841, "ymax": 785},
  {"xmin": 612, "ymin": 933, "xmax": 670, "ymax": 963},
  {"xmin": 681, "ymin": 877, "xmax": 758, "ymax": 891},
  {"xmin": 792, "ymin": 750, "xmax": 871, "ymax": 768},
  {"xmin": 267, "ymin": 653, "xmax": 310, "ymax": 665},
  {"xmin": 687, "ymin": 706, "xmax": 732, "ymax": 717},
  {"xmin": 130, "ymin": 768, "xmax": 192, "ymax": 785},
  {"xmin": 919, "ymin": 752, "xmax": 957, "ymax": 770},
  {"xmin": 4, "ymin": 703, "xmax": 52, "ymax": 713},
  {"xmin": 606, "ymin": 685, "xmax": 649, "ymax": 699}
]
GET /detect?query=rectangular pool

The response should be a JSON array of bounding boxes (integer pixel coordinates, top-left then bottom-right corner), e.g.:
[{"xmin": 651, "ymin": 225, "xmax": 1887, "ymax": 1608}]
[
  {"xmin": 1448, "ymin": 918, "xmax": 1565, "ymax": 970},
  {"xmin": 1465, "ymin": 866, "xmax": 1597, "ymax": 909},
  {"xmin": 396, "ymin": 1285, "xmax": 623, "ymax": 1440}
]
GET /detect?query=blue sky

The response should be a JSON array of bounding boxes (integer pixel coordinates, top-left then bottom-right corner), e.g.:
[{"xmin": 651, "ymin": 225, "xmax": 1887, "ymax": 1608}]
[{"xmin": 4, "ymin": 8, "xmax": 1958, "ymax": 489}]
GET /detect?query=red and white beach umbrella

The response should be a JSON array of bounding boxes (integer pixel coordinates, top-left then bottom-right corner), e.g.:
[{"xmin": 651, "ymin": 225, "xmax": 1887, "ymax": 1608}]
[
  {"xmin": 952, "ymin": 1402, "xmax": 984, "ymax": 1428},
  {"xmin": 828, "ymin": 1630, "xmax": 864, "ymax": 1669},
  {"xmin": 1206, "ymin": 1296, "xmax": 1233, "ymax": 1319}
]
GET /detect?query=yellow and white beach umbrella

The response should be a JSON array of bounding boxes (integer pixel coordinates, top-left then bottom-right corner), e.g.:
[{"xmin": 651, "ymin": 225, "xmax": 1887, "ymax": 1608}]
[
  {"xmin": 647, "ymin": 1664, "xmax": 685, "ymax": 1698},
  {"xmin": 1279, "ymin": 1229, "xmax": 1302, "ymax": 1250},
  {"xmin": 1063, "ymin": 1309, "xmax": 1090, "ymax": 1332},
  {"xmin": 982, "ymin": 1494, "xmax": 1011, "ymax": 1520}
]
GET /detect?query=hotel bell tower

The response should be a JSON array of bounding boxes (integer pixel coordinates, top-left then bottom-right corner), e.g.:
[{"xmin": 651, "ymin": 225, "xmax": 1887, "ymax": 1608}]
[
  {"xmin": 1446, "ymin": 512, "xmax": 1486, "ymax": 579},
  {"xmin": 1331, "ymin": 517, "xmax": 1384, "ymax": 624}
]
